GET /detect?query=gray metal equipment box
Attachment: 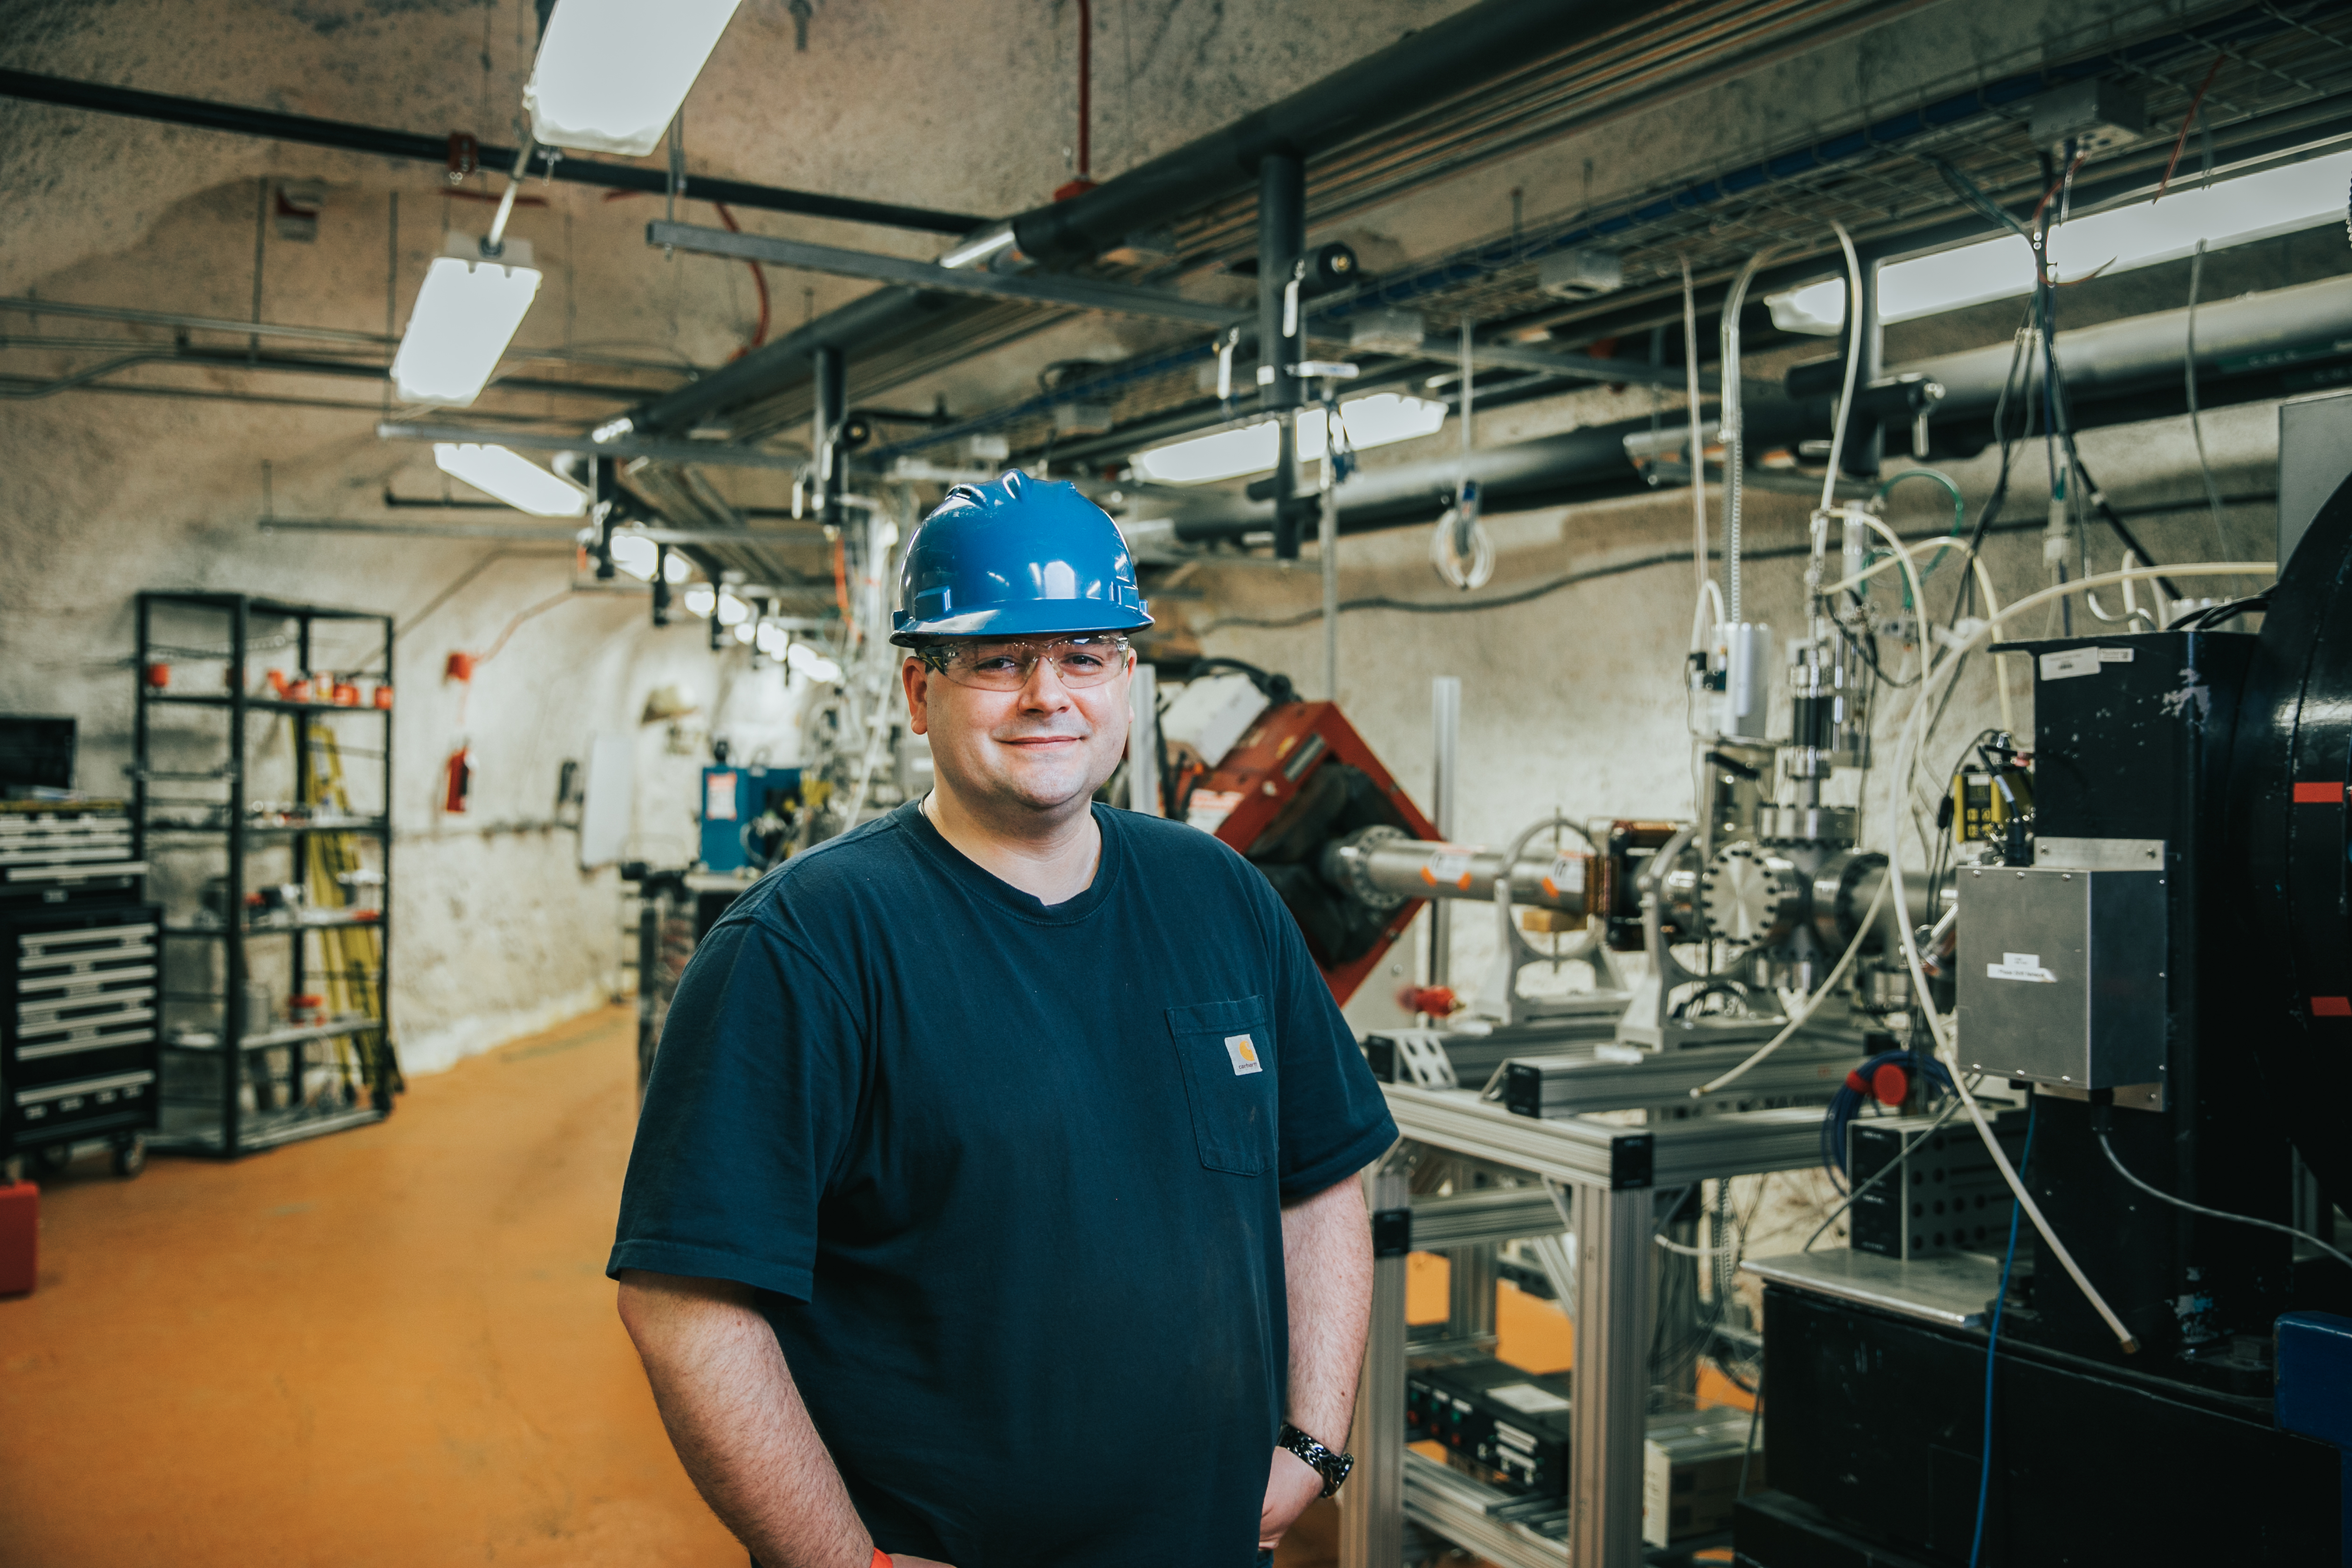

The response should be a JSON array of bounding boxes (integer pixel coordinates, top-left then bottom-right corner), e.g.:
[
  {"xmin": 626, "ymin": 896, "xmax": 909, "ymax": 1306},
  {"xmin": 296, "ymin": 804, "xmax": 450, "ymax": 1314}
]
[
  {"xmin": 1955, "ymin": 865, "xmax": 2167, "ymax": 1089},
  {"xmin": 2279, "ymin": 390, "xmax": 2352, "ymax": 568}
]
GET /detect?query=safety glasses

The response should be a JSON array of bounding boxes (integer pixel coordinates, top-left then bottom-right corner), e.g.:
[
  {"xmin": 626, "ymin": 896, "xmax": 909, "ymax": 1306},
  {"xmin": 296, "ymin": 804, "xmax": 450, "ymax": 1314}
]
[{"xmin": 914, "ymin": 634, "xmax": 1133, "ymax": 691}]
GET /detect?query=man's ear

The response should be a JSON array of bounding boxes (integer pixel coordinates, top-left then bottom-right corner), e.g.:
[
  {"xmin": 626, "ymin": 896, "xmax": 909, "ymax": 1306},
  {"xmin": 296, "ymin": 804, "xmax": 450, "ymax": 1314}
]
[{"xmin": 901, "ymin": 655, "xmax": 931, "ymax": 735}]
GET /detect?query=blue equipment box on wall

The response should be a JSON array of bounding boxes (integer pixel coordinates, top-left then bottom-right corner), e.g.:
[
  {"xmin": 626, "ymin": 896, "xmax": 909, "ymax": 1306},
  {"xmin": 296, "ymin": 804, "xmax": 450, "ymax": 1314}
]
[{"xmin": 699, "ymin": 765, "xmax": 801, "ymax": 872}]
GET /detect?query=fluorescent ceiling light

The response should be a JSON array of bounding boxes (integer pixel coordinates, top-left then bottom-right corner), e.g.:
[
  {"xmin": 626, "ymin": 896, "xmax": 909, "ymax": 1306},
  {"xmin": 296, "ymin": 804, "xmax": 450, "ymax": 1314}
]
[
  {"xmin": 524, "ymin": 0, "xmax": 745, "ymax": 157},
  {"xmin": 1131, "ymin": 393, "xmax": 1449, "ymax": 485},
  {"xmin": 433, "ymin": 443, "xmax": 589, "ymax": 516},
  {"xmin": 1768, "ymin": 151, "xmax": 2352, "ymax": 332},
  {"xmin": 684, "ymin": 584, "xmax": 717, "ymax": 616},
  {"xmin": 716, "ymin": 591, "xmax": 751, "ymax": 627},
  {"xmin": 732, "ymin": 622, "xmax": 756, "ymax": 644},
  {"xmin": 755, "ymin": 621, "xmax": 788, "ymax": 656},
  {"xmin": 393, "ymin": 252, "xmax": 541, "ymax": 406},
  {"xmin": 787, "ymin": 641, "xmax": 842, "ymax": 682},
  {"xmin": 607, "ymin": 533, "xmax": 693, "ymax": 582}
]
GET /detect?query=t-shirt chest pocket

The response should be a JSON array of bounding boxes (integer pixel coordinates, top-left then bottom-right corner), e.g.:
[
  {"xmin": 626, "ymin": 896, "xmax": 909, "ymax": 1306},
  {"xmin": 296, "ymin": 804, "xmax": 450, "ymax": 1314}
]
[{"xmin": 1165, "ymin": 996, "xmax": 1276, "ymax": 1176}]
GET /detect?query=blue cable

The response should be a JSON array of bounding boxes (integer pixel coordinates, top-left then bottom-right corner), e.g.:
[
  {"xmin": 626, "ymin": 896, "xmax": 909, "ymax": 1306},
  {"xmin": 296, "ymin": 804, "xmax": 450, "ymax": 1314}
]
[{"xmin": 1969, "ymin": 1098, "xmax": 2037, "ymax": 1568}]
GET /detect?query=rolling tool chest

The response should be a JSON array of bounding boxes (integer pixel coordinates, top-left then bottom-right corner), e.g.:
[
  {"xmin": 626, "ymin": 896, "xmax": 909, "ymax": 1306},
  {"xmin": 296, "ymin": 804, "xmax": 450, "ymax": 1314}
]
[{"xmin": 0, "ymin": 793, "xmax": 159, "ymax": 1177}]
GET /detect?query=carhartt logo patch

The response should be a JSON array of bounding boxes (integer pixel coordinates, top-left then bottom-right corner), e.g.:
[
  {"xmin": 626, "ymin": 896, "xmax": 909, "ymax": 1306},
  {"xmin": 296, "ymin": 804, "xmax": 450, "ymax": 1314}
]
[{"xmin": 1224, "ymin": 1033, "xmax": 1263, "ymax": 1075}]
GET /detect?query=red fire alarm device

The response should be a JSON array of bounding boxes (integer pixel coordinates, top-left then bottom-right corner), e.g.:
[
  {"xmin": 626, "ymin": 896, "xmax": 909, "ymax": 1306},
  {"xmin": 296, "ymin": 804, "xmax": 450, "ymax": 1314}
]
[{"xmin": 443, "ymin": 747, "xmax": 473, "ymax": 814}]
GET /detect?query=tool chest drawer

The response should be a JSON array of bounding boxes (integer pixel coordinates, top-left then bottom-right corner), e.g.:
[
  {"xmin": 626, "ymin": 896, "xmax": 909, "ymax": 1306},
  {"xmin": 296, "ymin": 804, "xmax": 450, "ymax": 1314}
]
[{"xmin": 3, "ymin": 905, "xmax": 161, "ymax": 1153}]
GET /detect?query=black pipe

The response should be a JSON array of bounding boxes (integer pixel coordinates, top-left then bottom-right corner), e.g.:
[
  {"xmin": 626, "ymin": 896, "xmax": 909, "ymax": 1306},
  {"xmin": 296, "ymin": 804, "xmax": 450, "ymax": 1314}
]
[
  {"xmin": 1259, "ymin": 154, "xmax": 1307, "ymax": 559},
  {"xmin": 1168, "ymin": 276, "xmax": 2352, "ymax": 542},
  {"xmin": 634, "ymin": 286, "xmax": 959, "ymax": 435},
  {"xmin": 0, "ymin": 68, "xmax": 986, "ymax": 235},
  {"xmin": 608, "ymin": 0, "xmax": 1675, "ymax": 442},
  {"xmin": 1846, "ymin": 254, "xmax": 1885, "ymax": 479},
  {"xmin": 1496, "ymin": 101, "xmax": 2352, "ymax": 355},
  {"xmin": 1008, "ymin": 0, "xmax": 1674, "ymax": 269}
]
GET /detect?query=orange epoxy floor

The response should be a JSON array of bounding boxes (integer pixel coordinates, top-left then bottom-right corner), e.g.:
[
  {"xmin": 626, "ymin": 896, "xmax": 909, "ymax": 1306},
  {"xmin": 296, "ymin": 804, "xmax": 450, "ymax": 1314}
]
[
  {"xmin": 0, "ymin": 1006, "xmax": 742, "ymax": 1568},
  {"xmin": 0, "ymin": 1007, "xmax": 1368, "ymax": 1567}
]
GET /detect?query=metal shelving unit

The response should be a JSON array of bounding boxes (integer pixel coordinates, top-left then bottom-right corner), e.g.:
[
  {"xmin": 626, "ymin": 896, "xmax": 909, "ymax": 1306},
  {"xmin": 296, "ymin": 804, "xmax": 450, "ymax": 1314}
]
[{"xmin": 133, "ymin": 592, "xmax": 400, "ymax": 1158}]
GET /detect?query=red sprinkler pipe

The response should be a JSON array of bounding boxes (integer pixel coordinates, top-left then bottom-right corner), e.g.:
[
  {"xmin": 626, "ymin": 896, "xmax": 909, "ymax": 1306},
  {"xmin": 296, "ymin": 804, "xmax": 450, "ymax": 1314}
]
[{"xmin": 1053, "ymin": 0, "xmax": 1097, "ymax": 202}]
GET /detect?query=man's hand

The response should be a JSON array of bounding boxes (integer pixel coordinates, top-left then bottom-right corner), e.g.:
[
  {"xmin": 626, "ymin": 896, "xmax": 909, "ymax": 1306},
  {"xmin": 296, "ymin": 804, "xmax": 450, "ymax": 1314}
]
[{"xmin": 1258, "ymin": 1446, "xmax": 1325, "ymax": 1550}]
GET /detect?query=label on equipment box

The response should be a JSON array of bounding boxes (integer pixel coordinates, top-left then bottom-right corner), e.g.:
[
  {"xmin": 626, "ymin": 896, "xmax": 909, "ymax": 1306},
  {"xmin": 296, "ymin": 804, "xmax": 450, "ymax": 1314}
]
[
  {"xmin": 1487, "ymin": 1382, "xmax": 1573, "ymax": 1415},
  {"xmin": 1184, "ymin": 789, "xmax": 1243, "ymax": 837},
  {"xmin": 1541, "ymin": 854, "xmax": 1585, "ymax": 899},
  {"xmin": 1987, "ymin": 951, "xmax": 2057, "ymax": 983},
  {"xmin": 705, "ymin": 772, "xmax": 739, "ymax": 820},
  {"xmin": 1422, "ymin": 850, "xmax": 1475, "ymax": 890},
  {"xmin": 2039, "ymin": 647, "xmax": 2135, "ymax": 681}
]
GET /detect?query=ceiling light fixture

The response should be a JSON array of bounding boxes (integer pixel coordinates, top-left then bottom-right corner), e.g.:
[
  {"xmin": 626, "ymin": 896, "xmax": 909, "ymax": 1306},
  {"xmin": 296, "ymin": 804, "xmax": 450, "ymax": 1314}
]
[
  {"xmin": 606, "ymin": 533, "xmax": 690, "ymax": 582},
  {"xmin": 393, "ymin": 236, "xmax": 542, "ymax": 406},
  {"xmin": 684, "ymin": 584, "xmax": 718, "ymax": 616},
  {"xmin": 787, "ymin": 641, "xmax": 843, "ymax": 683},
  {"xmin": 1767, "ymin": 151, "xmax": 2352, "ymax": 332},
  {"xmin": 524, "ymin": 0, "xmax": 746, "ymax": 157},
  {"xmin": 433, "ymin": 442, "xmax": 589, "ymax": 516},
  {"xmin": 1130, "ymin": 392, "xmax": 1449, "ymax": 486}
]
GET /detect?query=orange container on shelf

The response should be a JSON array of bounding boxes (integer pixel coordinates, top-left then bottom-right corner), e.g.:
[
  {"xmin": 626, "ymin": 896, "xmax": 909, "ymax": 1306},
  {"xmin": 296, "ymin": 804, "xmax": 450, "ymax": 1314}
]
[
  {"xmin": 371, "ymin": 684, "xmax": 394, "ymax": 709},
  {"xmin": 0, "ymin": 1180, "xmax": 36, "ymax": 1296},
  {"xmin": 333, "ymin": 682, "xmax": 360, "ymax": 707}
]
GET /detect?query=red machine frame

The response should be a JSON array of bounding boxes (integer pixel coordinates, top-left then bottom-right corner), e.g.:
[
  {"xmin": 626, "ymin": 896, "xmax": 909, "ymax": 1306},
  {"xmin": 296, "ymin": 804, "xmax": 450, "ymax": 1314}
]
[{"xmin": 1182, "ymin": 701, "xmax": 1439, "ymax": 1003}]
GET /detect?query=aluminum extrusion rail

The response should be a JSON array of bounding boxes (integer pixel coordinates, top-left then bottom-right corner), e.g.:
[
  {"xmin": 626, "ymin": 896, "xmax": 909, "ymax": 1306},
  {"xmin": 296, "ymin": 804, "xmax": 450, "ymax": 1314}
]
[
  {"xmin": 1381, "ymin": 1084, "xmax": 1829, "ymax": 1186},
  {"xmin": 1406, "ymin": 1186, "xmax": 1566, "ymax": 1249},
  {"xmin": 1401, "ymin": 1452, "xmax": 1568, "ymax": 1568},
  {"xmin": 647, "ymin": 221, "xmax": 1244, "ymax": 329}
]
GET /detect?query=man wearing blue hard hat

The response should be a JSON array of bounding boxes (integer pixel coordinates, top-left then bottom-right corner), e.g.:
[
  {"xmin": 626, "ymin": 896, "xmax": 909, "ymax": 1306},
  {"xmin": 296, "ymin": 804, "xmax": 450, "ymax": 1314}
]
[{"xmin": 612, "ymin": 471, "xmax": 1397, "ymax": 1568}]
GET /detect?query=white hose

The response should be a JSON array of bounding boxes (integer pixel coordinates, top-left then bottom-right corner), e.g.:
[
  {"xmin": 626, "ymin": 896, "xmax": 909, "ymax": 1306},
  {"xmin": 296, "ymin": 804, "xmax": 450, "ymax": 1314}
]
[
  {"xmin": 1880, "ymin": 554, "xmax": 2274, "ymax": 1353},
  {"xmin": 1687, "ymin": 872, "xmax": 1890, "ymax": 1099},
  {"xmin": 1819, "ymin": 223, "xmax": 1865, "ymax": 513},
  {"xmin": 1819, "ymin": 520, "xmax": 2016, "ymax": 733},
  {"xmin": 1680, "ymin": 254, "xmax": 1708, "ymax": 625}
]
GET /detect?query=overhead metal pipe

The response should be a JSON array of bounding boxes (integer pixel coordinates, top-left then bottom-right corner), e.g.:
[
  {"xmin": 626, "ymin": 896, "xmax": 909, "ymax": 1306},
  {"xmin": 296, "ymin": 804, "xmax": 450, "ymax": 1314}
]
[
  {"xmin": 0, "ymin": 67, "xmax": 986, "ymax": 235},
  {"xmin": 1006, "ymin": 0, "xmax": 1675, "ymax": 269},
  {"xmin": 609, "ymin": 0, "xmax": 1676, "ymax": 441},
  {"xmin": 1164, "ymin": 276, "xmax": 2352, "ymax": 542}
]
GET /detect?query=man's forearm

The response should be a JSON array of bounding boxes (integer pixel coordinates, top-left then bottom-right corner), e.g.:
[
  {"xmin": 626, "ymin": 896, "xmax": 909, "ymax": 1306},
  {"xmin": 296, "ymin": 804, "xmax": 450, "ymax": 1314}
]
[
  {"xmin": 1279, "ymin": 1175, "xmax": 1375, "ymax": 1447},
  {"xmin": 616, "ymin": 1270, "xmax": 873, "ymax": 1568}
]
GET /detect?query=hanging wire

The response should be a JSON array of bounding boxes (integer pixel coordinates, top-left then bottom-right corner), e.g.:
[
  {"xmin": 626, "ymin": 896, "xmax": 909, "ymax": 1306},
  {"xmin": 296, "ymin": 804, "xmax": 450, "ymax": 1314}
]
[{"xmin": 2184, "ymin": 238, "xmax": 2231, "ymax": 563}]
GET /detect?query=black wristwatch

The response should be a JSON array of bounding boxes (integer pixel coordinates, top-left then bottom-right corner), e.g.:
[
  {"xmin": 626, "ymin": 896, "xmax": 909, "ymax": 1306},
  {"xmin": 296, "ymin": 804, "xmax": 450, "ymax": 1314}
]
[{"xmin": 1278, "ymin": 1422, "xmax": 1355, "ymax": 1498}]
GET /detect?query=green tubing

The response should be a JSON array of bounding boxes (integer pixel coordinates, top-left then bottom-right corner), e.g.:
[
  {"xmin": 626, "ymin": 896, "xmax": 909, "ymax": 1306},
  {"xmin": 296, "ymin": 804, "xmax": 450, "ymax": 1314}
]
[{"xmin": 1876, "ymin": 467, "xmax": 1967, "ymax": 583}]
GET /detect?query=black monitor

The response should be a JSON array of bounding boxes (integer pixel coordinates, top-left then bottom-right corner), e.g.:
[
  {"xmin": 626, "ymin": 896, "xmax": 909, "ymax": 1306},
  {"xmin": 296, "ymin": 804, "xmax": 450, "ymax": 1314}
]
[{"xmin": 0, "ymin": 715, "xmax": 77, "ymax": 794}]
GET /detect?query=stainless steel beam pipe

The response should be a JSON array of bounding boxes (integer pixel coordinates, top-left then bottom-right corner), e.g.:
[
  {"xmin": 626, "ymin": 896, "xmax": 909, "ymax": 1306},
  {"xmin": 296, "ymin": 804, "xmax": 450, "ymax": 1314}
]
[{"xmin": 1327, "ymin": 831, "xmax": 1591, "ymax": 913}]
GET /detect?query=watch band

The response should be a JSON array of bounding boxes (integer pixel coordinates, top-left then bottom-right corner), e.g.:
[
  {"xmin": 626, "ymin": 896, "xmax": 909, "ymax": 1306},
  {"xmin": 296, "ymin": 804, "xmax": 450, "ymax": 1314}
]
[{"xmin": 1278, "ymin": 1421, "xmax": 1356, "ymax": 1498}]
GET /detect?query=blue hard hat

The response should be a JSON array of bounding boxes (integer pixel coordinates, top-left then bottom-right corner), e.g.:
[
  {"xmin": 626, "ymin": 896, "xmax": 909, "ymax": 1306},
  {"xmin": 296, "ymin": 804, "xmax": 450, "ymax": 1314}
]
[{"xmin": 889, "ymin": 469, "xmax": 1152, "ymax": 644}]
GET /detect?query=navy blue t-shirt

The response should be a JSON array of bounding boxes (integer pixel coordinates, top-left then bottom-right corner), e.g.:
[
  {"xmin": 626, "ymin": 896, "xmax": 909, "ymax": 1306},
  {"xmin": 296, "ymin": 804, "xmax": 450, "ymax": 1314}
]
[{"xmin": 609, "ymin": 800, "xmax": 1397, "ymax": 1567}]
